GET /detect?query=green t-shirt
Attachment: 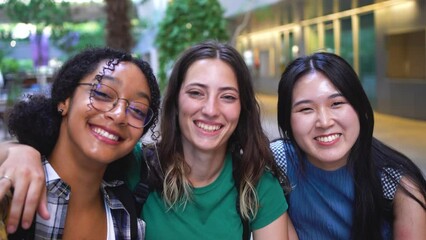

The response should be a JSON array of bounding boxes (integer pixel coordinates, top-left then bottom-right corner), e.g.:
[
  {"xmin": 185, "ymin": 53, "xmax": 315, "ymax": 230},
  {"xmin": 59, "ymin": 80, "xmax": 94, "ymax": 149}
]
[{"xmin": 142, "ymin": 153, "xmax": 288, "ymax": 240}]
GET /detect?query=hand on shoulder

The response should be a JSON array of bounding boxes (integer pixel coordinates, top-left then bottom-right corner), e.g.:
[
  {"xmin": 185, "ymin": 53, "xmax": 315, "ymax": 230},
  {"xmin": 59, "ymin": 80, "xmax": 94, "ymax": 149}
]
[{"xmin": 0, "ymin": 142, "xmax": 48, "ymax": 234}]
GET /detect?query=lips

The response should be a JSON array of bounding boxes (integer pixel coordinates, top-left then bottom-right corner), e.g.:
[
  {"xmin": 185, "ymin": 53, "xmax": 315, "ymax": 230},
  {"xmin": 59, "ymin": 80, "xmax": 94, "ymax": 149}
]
[
  {"xmin": 315, "ymin": 133, "xmax": 341, "ymax": 143},
  {"xmin": 195, "ymin": 121, "xmax": 222, "ymax": 132},
  {"xmin": 92, "ymin": 126, "xmax": 120, "ymax": 141}
]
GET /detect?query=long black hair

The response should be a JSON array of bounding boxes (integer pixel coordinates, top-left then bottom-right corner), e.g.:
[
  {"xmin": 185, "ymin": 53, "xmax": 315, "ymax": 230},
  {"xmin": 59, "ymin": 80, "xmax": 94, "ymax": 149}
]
[{"xmin": 277, "ymin": 52, "xmax": 426, "ymax": 239}]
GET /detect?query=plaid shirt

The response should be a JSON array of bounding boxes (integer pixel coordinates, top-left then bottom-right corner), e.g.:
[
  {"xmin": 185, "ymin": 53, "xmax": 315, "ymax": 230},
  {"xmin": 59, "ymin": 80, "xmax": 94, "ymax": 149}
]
[{"xmin": 35, "ymin": 158, "xmax": 145, "ymax": 239}]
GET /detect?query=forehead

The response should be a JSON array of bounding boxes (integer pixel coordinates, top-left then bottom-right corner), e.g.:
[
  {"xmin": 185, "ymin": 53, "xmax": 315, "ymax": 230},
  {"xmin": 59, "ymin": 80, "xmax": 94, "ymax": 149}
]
[
  {"xmin": 94, "ymin": 60, "xmax": 151, "ymax": 99},
  {"xmin": 182, "ymin": 59, "xmax": 238, "ymax": 89},
  {"xmin": 293, "ymin": 71, "xmax": 338, "ymax": 95}
]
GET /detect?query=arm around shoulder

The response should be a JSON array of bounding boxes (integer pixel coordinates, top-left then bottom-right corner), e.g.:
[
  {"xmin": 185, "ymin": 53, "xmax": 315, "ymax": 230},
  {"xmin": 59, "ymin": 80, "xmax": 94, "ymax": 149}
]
[
  {"xmin": 0, "ymin": 141, "xmax": 19, "ymax": 165},
  {"xmin": 0, "ymin": 141, "xmax": 43, "ymax": 197},
  {"xmin": 0, "ymin": 141, "xmax": 48, "ymax": 233}
]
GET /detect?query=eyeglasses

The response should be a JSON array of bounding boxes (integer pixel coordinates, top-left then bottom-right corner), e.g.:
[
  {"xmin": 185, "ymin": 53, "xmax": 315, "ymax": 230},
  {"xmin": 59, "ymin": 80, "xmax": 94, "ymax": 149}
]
[{"xmin": 79, "ymin": 82, "xmax": 153, "ymax": 129}]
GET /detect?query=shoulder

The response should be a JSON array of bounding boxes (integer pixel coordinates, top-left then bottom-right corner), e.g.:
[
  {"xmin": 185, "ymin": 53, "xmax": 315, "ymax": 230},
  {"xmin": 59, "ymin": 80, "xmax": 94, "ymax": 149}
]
[
  {"xmin": 379, "ymin": 166, "xmax": 403, "ymax": 200},
  {"xmin": 392, "ymin": 176, "xmax": 426, "ymax": 238},
  {"xmin": 270, "ymin": 138, "xmax": 288, "ymax": 152},
  {"xmin": 252, "ymin": 170, "xmax": 288, "ymax": 230},
  {"xmin": 141, "ymin": 143, "xmax": 164, "ymax": 190},
  {"xmin": 102, "ymin": 181, "xmax": 129, "ymax": 208},
  {"xmin": 103, "ymin": 184, "xmax": 145, "ymax": 239},
  {"xmin": 270, "ymin": 138, "xmax": 294, "ymax": 156},
  {"xmin": 270, "ymin": 138, "xmax": 294, "ymax": 174},
  {"xmin": 256, "ymin": 170, "xmax": 287, "ymax": 205}
]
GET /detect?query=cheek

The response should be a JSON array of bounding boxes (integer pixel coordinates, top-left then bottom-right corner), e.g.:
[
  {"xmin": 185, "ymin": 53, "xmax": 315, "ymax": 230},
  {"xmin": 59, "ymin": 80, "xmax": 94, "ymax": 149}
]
[
  {"xmin": 290, "ymin": 114, "xmax": 308, "ymax": 136},
  {"xmin": 178, "ymin": 94, "xmax": 195, "ymax": 116},
  {"xmin": 340, "ymin": 108, "xmax": 360, "ymax": 132},
  {"xmin": 290, "ymin": 113, "xmax": 316, "ymax": 149},
  {"xmin": 347, "ymin": 116, "xmax": 360, "ymax": 140},
  {"xmin": 228, "ymin": 105, "xmax": 241, "ymax": 123},
  {"xmin": 129, "ymin": 129, "xmax": 144, "ymax": 142},
  {"xmin": 66, "ymin": 99, "xmax": 92, "ymax": 120}
]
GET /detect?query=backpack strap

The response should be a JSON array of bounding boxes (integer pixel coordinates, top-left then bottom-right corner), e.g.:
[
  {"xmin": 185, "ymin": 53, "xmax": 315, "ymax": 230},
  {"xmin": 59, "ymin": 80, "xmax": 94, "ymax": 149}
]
[
  {"xmin": 132, "ymin": 156, "xmax": 150, "ymax": 214},
  {"xmin": 231, "ymin": 152, "xmax": 251, "ymax": 240},
  {"xmin": 133, "ymin": 143, "xmax": 164, "ymax": 215},
  {"xmin": 109, "ymin": 184, "xmax": 139, "ymax": 240}
]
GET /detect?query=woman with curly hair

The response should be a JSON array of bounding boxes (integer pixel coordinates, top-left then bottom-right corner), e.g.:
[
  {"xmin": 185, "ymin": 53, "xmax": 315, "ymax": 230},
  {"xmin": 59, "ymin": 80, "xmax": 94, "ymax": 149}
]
[{"xmin": 0, "ymin": 47, "xmax": 161, "ymax": 239}]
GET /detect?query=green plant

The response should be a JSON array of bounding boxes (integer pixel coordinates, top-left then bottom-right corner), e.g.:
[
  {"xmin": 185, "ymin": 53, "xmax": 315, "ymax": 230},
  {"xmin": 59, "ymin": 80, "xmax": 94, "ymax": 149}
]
[
  {"xmin": 0, "ymin": 58, "xmax": 20, "ymax": 74},
  {"xmin": 156, "ymin": 0, "xmax": 229, "ymax": 90},
  {"xmin": 1, "ymin": 0, "xmax": 70, "ymax": 29}
]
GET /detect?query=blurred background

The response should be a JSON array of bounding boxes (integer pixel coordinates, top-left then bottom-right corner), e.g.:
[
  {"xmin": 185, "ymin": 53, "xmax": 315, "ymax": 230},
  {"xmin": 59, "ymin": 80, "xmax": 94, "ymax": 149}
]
[{"xmin": 0, "ymin": 0, "xmax": 425, "ymax": 172}]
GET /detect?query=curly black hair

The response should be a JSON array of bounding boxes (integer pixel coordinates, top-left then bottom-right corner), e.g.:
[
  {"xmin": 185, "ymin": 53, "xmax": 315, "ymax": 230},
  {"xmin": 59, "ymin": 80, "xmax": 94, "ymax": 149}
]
[{"xmin": 7, "ymin": 47, "xmax": 161, "ymax": 180}]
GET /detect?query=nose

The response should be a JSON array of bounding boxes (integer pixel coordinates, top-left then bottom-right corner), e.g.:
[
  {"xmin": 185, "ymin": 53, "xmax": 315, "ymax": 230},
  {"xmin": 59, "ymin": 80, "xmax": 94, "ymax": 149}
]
[
  {"xmin": 201, "ymin": 96, "xmax": 219, "ymax": 117},
  {"xmin": 316, "ymin": 107, "xmax": 334, "ymax": 128},
  {"xmin": 105, "ymin": 99, "xmax": 129, "ymax": 125}
]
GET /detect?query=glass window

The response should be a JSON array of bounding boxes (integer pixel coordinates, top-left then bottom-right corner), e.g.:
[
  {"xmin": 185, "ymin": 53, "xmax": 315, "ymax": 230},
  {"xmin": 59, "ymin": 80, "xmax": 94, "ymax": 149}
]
[
  {"xmin": 259, "ymin": 49, "xmax": 270, "ymax": 77},
  {"xmin": 323, "ymin": 0, "xmax": 335, "ymax": 15},
  {"xmin": 358, "ymin": 0, "xmax": 374, "ymax": 7},
  {"xmin": 324, "ymin": 21, "xmax": 334, "ymax": 52},
  {"xmin": 339, "ymin": 0, "xmax": 352, "ymax": 11},
  {"xmin": 280, "ymin": 33, "xmax": 286, "ymax": 73},
  {"xmin": 359, "ymin": 13, "xmax": 376, "ymax": 105},
  {"xmin": 289, "ymin": 31, "xmax": 296, "ymax": 61},
  {"xmin": 340, "ymin": 17, "xmax": 353, "ymax": 66},
  {"xmin": 304, "ymin": 0, "xmax": 320, "ymax": 19},
  {"xmin": 305, "ymin": 24, "xmax": 320, "ymax": 54},
  {"xmin": 280, "ymin": 3, "xmax": 292, "ymax": 25}
]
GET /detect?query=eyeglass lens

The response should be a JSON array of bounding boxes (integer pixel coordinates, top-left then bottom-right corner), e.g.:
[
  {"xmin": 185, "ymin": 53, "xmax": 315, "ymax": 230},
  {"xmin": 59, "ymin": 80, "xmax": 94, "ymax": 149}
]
[{"xmin": 89, "ymin": 83, "xmax": 153, "ymax": 128}]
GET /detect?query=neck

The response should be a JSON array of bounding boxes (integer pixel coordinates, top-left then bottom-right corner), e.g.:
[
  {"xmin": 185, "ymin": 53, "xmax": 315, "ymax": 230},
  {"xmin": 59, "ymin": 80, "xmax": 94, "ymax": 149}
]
[
  {"xmin": 49, "ymin": 145, "xmax": 107, "ymax": 204},
  {"xmin": 183, "ymin": 147, "xmax": 227, "ymax": 187}
]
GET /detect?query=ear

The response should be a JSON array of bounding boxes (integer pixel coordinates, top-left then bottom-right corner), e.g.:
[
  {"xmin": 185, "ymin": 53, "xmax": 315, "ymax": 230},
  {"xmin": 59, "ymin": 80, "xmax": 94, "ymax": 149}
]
[{"xmin": 57, "ymin": 98, "xmax": 71, "ymax": 116}]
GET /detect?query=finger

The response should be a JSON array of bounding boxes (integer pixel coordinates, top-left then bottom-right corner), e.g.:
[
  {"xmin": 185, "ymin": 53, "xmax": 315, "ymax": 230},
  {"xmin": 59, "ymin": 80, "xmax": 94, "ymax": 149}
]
[
  {"xmin": 6, "ymin": 176, "xmax": 30, "ymax": 233},
  {"xmin": 21, "ymin": 178, "xmax": 49, "ymax": 228},
  {"xmin": 36, "ymin": 187, "xmax": 50, "ymax": 220},
  {"xmin": 0, "ymin": 178, "xmax": 13, "ymax": 200}
]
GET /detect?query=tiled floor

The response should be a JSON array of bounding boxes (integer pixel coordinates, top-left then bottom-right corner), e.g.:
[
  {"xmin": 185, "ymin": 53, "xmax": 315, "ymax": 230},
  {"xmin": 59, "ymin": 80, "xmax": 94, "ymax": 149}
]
[{"xmin": 257, "ymin": 94, "xmax": 426, "ymax": 174}]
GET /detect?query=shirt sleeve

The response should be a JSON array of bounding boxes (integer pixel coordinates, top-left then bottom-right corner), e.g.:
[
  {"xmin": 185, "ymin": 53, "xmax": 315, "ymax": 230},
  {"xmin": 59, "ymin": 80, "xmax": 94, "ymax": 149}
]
[{"xmin": 250, "ymin": 171, "xmax": 288, "ymax": 230}]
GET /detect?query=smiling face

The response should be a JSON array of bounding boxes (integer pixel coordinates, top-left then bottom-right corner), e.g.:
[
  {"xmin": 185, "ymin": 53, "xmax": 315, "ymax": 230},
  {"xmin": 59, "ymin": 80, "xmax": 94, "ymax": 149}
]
[
  {"xmin": 178, "ymin": 58, "xmax": 241, "ymax": 154},
  {"xmin": 58, "ymin": 61, "xmax": 151, "ymax": 166},
  {"xmin": 290, "ymin": 71, "xmax": 360, "ymax": 170}
]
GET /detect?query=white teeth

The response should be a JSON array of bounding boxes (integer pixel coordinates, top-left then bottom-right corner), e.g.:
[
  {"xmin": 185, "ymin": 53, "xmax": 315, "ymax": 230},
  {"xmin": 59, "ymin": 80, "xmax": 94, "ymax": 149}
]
[
  {"xmin": 196, "ymin": 122, "xmax": 221, "ymax": 132},
  {"xmin": 316, "ymin": 134, "xmax": 340, "ymax": 143},
  {"xmin": 93, "ymin": 127, "xmax": 119, "ymax": 141}
]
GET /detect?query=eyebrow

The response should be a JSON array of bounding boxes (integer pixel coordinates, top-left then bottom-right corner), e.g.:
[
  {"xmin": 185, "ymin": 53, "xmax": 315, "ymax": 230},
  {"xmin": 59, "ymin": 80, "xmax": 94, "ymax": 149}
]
[
  {"xmin": 185, "ymin": 82, "xmax": 239, "ymax": 93},
  {"xmin": 292, "ymin": 92, "xmax": 343, "ymax": 108},
  {"xmin": 101, "ymin": 75, "xmax": 151, "ymax": 102}
]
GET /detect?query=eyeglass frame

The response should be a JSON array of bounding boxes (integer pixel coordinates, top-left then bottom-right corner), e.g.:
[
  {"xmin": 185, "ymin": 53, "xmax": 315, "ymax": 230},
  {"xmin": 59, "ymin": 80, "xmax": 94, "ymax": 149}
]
[{"xmin": 78, "ymin": 82, "xmax": 153, "ymax": 129}]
